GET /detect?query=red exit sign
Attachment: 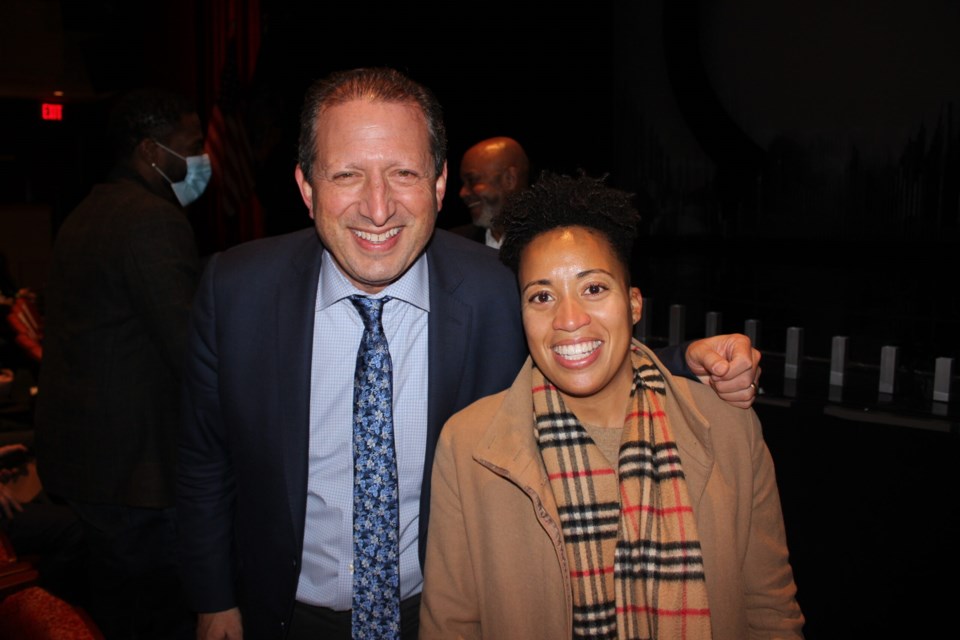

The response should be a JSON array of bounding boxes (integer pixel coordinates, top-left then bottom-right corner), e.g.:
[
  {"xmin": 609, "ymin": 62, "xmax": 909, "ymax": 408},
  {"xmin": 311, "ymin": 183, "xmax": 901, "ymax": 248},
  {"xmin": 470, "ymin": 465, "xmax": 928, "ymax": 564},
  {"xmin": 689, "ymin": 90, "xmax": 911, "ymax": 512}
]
[{"xmin": 41, "ymin": 103, "xmax": 63, "ymax": 121}]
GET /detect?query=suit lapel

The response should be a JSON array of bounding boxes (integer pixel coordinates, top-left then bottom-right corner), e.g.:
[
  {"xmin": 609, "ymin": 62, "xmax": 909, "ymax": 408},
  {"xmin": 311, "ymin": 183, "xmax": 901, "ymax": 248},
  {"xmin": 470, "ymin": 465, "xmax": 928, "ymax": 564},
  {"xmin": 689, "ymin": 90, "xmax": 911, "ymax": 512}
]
[
  {"xmin": 425, "ymin": 237, "xmax": 472, "ymax": 455},
  {"xmin": 275, "ymin": 232, "xmax": 324, "ymax": 544},
  {"xmin": 417, "ymin": 236, "xmax": 473, "ymax": 561}
]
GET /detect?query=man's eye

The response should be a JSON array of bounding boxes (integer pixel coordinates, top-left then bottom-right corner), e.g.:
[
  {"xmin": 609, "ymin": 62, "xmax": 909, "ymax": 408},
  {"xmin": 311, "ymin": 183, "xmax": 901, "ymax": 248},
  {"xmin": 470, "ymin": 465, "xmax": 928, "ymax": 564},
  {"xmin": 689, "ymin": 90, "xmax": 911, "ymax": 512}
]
[
  {"xmin": 530, "ymin": 291, "xmax": 552, "ymax": 304},
  {"xmin": 585, "ymin": 284, "xmax": 606, "ymax": 295}
]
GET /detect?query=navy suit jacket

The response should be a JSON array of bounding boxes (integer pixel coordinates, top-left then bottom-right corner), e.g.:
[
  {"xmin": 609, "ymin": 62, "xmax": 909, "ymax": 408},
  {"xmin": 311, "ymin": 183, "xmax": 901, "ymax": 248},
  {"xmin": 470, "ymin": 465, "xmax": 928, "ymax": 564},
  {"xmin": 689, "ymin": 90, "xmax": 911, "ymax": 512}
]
[
  {"xmin": 177, "ymin": 227, "xmax": 692, "ymax": 638},
  {"xmin": 177, "ymin": 228, "xmax": 527, "ymax": 637}
]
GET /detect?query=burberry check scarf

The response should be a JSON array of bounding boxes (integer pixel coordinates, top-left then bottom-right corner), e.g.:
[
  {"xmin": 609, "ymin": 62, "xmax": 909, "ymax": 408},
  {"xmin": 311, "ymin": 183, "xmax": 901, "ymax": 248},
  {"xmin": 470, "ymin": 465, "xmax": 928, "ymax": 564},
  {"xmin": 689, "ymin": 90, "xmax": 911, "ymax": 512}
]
[{"xmin": 533, "ymin": 341, "xmax": 712, "ymax": 639}]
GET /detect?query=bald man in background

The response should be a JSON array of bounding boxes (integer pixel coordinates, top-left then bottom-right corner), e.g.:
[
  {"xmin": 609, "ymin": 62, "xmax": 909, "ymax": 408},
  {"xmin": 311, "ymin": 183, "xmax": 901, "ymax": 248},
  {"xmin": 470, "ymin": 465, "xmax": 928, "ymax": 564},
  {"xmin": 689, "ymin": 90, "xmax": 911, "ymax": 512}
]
[{"xmin": 450, "ymin": 136, "xmax": 529, "ymax": 249}]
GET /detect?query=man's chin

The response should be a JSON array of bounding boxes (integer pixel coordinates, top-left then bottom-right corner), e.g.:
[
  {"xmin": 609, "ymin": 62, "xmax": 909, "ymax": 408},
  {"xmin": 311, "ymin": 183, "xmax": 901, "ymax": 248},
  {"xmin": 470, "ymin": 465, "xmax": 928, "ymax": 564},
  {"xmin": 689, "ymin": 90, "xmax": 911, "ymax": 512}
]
[{"xmin": 472, "ymin": 211, "xmax": 495, "ymax": 229}]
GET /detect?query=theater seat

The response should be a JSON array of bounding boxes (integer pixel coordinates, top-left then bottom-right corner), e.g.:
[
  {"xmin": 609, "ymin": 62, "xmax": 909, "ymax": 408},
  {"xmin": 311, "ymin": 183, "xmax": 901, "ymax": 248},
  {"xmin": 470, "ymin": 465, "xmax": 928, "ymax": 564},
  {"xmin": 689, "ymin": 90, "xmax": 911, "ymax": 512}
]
[{"xmin": 0, "ymin": 586, "xmax": 104, "ymax": 640}]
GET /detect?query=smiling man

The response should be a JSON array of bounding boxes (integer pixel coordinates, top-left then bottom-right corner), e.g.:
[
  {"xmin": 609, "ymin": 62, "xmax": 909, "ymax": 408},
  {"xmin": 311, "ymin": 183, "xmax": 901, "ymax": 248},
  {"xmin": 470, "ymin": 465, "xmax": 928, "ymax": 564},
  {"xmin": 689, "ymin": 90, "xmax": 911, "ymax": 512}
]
[
  {"xmin": 451, "ymin": 136, "xmax": 530, "ymax": 249},
  {"xmin": 176, "ymin": 67, "xmax": 762, "ymax": 640}
]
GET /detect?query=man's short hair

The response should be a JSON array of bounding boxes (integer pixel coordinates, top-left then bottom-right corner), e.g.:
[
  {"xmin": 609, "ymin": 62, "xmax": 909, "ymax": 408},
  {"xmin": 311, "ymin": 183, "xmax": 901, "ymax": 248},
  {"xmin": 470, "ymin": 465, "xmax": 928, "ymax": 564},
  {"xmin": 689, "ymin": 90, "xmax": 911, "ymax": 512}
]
[
  {"xmin": 297, "ymin": 67, "xmax": 447, "ymax": 183},
  {"xmin": 497, "ymin": 171, "xmax": 642, "ymax": 276},
  {"xmin": 106, "ymin": 87, "xmax": 196, "ymax": 161}
]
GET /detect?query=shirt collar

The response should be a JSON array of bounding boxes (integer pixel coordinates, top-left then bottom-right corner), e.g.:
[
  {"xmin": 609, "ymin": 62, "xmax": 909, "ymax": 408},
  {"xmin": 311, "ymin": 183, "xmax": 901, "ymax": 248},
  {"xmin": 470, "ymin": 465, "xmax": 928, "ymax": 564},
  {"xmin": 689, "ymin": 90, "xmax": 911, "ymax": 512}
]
[
  {"xmin": 317, "ymin": 249, "xmax": 430, "ymax": 312},
  {"xmin": 485, "ymin": 228, "xmax": 503, "ymax": 250}
]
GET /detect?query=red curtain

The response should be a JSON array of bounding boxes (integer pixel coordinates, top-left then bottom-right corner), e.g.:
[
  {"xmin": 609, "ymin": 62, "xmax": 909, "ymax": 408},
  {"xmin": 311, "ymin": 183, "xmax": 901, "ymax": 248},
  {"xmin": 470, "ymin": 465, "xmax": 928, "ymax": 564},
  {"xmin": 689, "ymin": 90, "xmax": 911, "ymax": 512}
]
[{"xmin": 202, "ymin": 0, "xmax": 264, "ymax": 251}]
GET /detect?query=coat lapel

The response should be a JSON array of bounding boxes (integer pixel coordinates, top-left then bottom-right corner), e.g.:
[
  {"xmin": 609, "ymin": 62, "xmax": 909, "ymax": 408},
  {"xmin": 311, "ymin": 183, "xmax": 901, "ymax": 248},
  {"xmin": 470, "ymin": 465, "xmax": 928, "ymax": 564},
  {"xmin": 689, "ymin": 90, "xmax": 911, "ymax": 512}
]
[
  {"xmin": 424, "ymin": 238, "xmax": 472, "ymax": 469},
  {"xmin": 275, "ymin": 232, "xmax": 325, "ymax": 544},
  {"xmin": 473, "ymin": 361, "xmax": 559, "ymax": 523}
]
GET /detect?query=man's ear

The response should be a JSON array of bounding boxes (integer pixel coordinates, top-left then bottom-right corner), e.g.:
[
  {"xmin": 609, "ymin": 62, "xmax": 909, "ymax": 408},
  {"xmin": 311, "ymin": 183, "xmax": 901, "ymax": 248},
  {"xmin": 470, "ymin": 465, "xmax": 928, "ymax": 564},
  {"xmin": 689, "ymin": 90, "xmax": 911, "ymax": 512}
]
[
  {"xmin": 294, "ymin": 164, "xmax": 315, "ymax": 219},
  {"xmin": 136, "ymin": 138, "xmax": 160, "ymax": 167},
  {"xmin": 502, "ymin": 166, "xmax": 519, "ymax": 190},
  {"xmin": 434, "ymin": 161, "xmax": 448, "ymax": 213}
]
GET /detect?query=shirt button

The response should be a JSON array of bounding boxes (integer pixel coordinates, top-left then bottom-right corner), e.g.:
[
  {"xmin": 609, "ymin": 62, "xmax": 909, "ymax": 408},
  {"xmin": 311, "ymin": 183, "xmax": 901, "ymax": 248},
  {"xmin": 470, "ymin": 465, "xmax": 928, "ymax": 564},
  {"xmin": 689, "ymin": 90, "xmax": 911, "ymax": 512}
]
[{"xmin": 349, "ymin": 563, "xmax": 355, "ymax": 574}]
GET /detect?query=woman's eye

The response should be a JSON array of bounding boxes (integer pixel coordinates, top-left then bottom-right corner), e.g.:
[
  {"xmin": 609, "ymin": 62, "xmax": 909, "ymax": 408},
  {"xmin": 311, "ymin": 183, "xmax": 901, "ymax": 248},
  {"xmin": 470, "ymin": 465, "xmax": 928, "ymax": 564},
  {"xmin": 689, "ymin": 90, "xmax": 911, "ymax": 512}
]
[
  {"xmin": 585, "ymin": 283, "xmax": 606, "ymax": 295},
  {"xmin": 529, "ymin": 291, "xmax": 552, "ymax": 304}
]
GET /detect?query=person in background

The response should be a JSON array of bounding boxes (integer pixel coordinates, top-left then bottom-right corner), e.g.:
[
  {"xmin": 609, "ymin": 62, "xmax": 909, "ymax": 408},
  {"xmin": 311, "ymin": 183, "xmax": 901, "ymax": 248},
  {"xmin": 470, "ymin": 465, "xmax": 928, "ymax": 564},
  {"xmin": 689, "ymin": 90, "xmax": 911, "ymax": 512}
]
[
  {"xmin": 450, "ymin": 136, "xmax": 529, "ymax": 249},
  {"xmin": 176, "ymin": 67, "xmax": 761, "ymax": 640},
  {"xmin": 34, "ymin": 86, "xmax": 208, "ymax": 639},
  {"xmin": 421, "ymin": 172, "xmax": 803, "ymax": 639}
]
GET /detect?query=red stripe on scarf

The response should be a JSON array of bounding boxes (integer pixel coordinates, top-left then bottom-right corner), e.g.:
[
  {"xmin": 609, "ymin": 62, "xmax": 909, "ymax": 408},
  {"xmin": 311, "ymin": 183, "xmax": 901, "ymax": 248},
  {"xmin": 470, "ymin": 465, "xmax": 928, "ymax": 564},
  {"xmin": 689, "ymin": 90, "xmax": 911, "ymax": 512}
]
[
  {"xmin": 548, "ymin": 468, "xmax": 616, "ymax": 480},
  {"xmin": 625, "ymin": 409, "xmax": 666, "ymax": 420},
  {"xmin": 621, "ymin": 503, "xmax": 695, "ymax": 517},
  {"xmin": 617, "ymin": 605, "xmax": 711, "ymax": 617},
  {"xmin": 570, "ymin": 565, "xmax": 615, "ymax": 578}
]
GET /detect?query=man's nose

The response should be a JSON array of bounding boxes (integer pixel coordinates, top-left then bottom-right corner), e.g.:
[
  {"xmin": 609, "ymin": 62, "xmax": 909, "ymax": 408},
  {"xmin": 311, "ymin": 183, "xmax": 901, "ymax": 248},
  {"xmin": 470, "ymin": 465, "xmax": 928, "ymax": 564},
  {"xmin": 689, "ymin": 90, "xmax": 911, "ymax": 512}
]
[{"xmin": 362, "ymin": 176, "xmax": 393, "ymax": 225}]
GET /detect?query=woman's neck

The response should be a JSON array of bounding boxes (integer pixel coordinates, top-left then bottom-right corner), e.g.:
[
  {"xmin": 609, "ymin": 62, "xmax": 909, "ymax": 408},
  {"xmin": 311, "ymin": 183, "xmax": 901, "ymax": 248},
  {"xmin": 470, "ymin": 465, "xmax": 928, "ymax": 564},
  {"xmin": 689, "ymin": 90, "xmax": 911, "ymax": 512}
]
[{"xmin": 560, "ymin": 367, "xmax": 635, "ymax": 429}]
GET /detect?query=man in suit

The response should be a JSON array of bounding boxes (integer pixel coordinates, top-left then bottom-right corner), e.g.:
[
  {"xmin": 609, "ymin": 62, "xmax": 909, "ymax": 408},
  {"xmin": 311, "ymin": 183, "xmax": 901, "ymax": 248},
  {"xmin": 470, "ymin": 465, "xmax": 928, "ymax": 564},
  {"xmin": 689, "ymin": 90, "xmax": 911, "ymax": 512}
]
[
  {"xmin": 35, "ymin": 87, "xmax": 209, "ymax": 639},
  {"xmin": 178, "ymin": 67, "xmax": 761, "ymax": 640},
  {"xmin": 449, "ymin": 136, "xmax": 529, "ymax": 249}
]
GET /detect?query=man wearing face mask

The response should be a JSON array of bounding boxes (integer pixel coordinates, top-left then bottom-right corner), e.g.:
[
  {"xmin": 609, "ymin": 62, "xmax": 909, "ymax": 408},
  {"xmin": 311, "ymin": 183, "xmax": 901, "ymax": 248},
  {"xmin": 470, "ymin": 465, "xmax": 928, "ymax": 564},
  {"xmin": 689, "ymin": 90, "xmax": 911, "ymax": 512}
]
[{"xmin": 34, "ymin": 87, "xmax": 205, "ymax": 639}]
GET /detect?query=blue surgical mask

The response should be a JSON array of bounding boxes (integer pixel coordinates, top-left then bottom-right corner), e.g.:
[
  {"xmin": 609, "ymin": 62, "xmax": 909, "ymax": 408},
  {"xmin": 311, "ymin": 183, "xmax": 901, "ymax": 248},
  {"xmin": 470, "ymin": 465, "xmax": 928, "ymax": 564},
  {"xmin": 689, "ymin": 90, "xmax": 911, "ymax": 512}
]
[{"xmin": 152, "ymin": 142, "xmax": 213, "ymax": 206}]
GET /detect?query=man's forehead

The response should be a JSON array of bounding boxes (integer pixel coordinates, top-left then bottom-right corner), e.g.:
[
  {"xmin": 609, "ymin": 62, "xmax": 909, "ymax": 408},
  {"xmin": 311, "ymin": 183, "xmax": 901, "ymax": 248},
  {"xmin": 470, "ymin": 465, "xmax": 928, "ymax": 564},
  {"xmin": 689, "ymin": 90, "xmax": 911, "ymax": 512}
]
[
  {"xmin": 317, "ymin": 100, "xmax": 430, "ymax": 149},
  {"xmin": 318, "ymin": 98, "xmax": 426, "ymax": 127},
  {"xmin": 461, "ymin": 151, "xmax": 503, "ymax": 177}
]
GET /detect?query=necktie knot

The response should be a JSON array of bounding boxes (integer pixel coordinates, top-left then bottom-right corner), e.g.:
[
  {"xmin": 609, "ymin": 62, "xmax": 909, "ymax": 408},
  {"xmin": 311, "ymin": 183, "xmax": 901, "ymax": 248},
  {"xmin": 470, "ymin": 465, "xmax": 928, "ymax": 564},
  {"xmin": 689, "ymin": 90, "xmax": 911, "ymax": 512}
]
[{"xmin": 349, "ymin": 295, "xmax": 391, "ymax": 334}]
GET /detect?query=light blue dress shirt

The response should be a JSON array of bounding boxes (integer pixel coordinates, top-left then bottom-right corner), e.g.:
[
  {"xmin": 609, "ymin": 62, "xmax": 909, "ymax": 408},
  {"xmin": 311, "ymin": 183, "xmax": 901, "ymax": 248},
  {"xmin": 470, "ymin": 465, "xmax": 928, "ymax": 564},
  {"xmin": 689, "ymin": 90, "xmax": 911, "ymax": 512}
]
[{"xmin": 296, "ymin": 250, "xmax": 430, "ymax": 609}]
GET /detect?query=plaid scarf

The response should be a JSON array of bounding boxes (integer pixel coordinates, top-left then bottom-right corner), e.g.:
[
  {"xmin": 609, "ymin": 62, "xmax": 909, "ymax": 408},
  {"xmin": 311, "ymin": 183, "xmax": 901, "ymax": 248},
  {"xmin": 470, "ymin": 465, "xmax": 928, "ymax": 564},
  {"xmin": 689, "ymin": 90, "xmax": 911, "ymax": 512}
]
[{"xmin": 533, "ymin": 342, "xmax": 712, "ymax": 639}]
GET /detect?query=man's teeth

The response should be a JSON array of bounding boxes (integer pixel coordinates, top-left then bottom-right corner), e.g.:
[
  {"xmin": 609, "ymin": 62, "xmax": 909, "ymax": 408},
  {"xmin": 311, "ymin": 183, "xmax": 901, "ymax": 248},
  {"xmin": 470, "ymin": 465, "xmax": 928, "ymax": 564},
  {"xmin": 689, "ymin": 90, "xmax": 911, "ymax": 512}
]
[
  {"xmin": 354, "ymin": 228, "xmax": 400, "ymax": 243},
  {"xmin": 553, "ymin": 341, "xmax": 601, "ymax": 360}
]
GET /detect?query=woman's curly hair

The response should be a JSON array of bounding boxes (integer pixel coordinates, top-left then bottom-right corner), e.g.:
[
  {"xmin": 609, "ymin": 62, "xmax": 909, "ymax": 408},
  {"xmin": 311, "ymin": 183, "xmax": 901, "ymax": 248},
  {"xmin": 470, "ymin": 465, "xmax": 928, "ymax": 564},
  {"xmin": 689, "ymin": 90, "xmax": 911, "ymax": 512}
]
[{"xmin": 497, "ymin": 170, "xmax": 642, "ymax": 275}]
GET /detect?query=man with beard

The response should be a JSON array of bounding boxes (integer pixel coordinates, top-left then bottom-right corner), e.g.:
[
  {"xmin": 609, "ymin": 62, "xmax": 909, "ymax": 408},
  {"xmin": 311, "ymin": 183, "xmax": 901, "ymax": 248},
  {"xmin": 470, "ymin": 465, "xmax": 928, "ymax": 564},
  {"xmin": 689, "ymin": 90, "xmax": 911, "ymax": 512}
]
[{"xmin": 451, "ymin": 136, "xmax": 529, "ymax": 249}]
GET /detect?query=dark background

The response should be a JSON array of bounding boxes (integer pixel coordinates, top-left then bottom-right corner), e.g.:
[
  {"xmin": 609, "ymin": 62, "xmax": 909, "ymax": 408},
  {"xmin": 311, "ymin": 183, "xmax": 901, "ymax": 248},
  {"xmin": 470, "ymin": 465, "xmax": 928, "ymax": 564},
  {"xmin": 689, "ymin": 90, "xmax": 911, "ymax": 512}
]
[
  {"xmin": 2, "ymin": 1, "xmax": 957, "ymax": 367},
  {"xmin": 1, "ymin": 2, "xmax": 958, "ymax": 637}
]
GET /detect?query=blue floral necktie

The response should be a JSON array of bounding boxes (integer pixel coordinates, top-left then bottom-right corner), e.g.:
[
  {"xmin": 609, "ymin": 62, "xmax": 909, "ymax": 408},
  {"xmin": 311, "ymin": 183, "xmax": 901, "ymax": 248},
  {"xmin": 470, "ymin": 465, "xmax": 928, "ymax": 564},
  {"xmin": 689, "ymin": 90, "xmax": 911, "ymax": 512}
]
[{"xmin": 349, "ymin": 295, "xmax": 401, "ymax": 639}]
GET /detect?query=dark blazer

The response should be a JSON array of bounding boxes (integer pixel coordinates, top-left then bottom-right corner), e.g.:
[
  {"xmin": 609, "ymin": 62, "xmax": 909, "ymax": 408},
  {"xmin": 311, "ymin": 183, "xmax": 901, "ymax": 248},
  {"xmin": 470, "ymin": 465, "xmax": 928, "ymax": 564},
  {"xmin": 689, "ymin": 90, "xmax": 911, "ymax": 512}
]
[
  {"xmin": 177, "ymin": 228, "xmax": 528, "ymax": 638},
  {"xmin": 446, "ymin": 222, "xmax": 487, "ymax": 244},
  {"xmin": 36, "ymin": 172, "xmax": 199, "ymax": 508}
]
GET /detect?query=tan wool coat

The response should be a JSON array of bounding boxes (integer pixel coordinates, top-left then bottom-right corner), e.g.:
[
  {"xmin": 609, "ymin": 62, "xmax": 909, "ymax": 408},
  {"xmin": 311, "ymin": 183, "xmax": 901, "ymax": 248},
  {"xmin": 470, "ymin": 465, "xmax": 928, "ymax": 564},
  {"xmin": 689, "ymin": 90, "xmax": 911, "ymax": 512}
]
[{"xmin": 421, "ymin": 344, "xmax": 805, "ymax": 640}]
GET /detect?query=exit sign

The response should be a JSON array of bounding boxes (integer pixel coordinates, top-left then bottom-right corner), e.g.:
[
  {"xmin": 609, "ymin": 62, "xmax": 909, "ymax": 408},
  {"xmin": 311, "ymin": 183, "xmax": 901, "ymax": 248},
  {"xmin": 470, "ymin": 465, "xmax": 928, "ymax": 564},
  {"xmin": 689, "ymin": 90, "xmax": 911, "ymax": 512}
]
[{"xmin": 41, "ymin": 103, "xmax": 63, "ymax": 121}]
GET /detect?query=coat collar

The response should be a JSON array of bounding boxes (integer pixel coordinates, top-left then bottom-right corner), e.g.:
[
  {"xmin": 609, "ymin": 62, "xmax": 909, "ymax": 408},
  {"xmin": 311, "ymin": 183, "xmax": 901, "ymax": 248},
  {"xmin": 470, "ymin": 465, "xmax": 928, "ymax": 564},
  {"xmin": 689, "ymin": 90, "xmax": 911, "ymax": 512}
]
[{"xmin": 472, "ymin": 358, "xmax": 559, "ymax": 528}]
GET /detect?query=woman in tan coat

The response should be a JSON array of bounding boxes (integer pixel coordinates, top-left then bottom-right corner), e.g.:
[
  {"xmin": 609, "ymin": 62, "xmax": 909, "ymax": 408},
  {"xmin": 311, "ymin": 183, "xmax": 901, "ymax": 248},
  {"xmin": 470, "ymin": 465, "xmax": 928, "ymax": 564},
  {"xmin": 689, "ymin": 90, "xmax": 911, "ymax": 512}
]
[{"xmin": 420, "ymin": 172, "xmax": 804, "ymax": 640}]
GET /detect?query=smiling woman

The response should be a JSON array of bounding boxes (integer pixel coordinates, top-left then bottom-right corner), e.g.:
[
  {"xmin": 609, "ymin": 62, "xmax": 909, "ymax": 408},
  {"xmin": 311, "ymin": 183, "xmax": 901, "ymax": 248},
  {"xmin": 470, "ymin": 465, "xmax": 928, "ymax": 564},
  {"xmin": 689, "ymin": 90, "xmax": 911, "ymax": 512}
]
[
  {"xmin": 518, "ymin": 227, "xmax": 642, "ymax": 427},
  {"xmin": 420, "ymin": 172, "xmax": 805, "ymax": 640}
]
